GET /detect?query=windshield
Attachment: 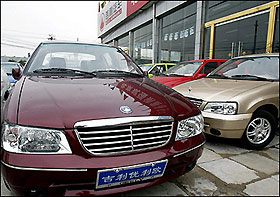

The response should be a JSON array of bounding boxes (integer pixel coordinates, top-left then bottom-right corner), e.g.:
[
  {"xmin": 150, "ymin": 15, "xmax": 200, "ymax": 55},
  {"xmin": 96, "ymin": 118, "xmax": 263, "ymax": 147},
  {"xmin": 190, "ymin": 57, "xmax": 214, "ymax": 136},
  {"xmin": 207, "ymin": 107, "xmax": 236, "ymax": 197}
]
[
  {"xmin": 25, "ymin": 43, "xmax": 142, "ymax": 76},
  {"xmin": 139, "ymin": 64, "xmax": 153, "ymax": 71},
  {"xmin": 209, "ymin": 56, "xmax": 279, "ymax": 81},
  {"xmin": 1, "ymin": 63, "xmax": 20, "ymax": 75},
  {"xmin": 164, "ymin": 62, "xmax": 203, "ymax": 77}
]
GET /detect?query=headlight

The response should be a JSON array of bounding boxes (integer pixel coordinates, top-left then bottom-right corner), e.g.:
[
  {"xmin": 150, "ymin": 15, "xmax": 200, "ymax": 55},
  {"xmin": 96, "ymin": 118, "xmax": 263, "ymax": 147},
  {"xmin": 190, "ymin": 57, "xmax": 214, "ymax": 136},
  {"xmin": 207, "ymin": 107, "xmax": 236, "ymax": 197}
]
[
  {"xmin": 1, "ymin": 122, "xmax": 72, "ymax": 154},
  {"xmin": 176, "ymin": 114, "xmax": 204, "ymax": 141},
  {"xmin": 203, "ymin": 102, "xmax": 237, "ymax": 115}
]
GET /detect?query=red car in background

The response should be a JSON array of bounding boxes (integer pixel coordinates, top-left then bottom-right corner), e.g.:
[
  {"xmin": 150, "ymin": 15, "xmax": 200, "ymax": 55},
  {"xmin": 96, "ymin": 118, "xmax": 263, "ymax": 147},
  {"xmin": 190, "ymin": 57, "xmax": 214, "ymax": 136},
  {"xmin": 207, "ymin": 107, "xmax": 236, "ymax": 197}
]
[{"xmin": 152, "ymin": 59, "xmax": 227, "ymax": 88}]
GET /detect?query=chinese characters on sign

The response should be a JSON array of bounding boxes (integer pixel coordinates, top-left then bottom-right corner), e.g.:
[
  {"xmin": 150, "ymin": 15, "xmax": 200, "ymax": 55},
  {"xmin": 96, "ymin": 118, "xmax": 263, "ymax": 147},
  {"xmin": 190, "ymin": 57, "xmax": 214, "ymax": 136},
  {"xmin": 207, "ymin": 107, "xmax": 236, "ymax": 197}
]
[
  {"xmin": 101, "ymin": 166, "xmax": 163, "ymax": 184},
  {"xmin": 98, "ymin": 1, "xmax": 149, "ymax": 36},
  {"xmin": 105, "ymin": 1, "xmax": 122, "ymax": 25},
  {"xmin": 164, "ymin": 26, "xmax": 195, "ymax": 41},
  {"xmin": 135, "ymin": 39, "xmax": 153, "ymax": 49}
]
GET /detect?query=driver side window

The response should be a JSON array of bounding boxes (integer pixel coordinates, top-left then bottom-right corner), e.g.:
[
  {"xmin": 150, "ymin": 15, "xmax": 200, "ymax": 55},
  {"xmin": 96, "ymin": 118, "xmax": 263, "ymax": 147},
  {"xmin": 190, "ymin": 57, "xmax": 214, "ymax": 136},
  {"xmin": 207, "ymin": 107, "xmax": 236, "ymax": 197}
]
[
  {"xmin": 150, "ymin": 65, "xmax": 164, "ymax": 76},
  {"xmin": 200, "ymin": 62, "xmax": 219, "ymax": 75}
]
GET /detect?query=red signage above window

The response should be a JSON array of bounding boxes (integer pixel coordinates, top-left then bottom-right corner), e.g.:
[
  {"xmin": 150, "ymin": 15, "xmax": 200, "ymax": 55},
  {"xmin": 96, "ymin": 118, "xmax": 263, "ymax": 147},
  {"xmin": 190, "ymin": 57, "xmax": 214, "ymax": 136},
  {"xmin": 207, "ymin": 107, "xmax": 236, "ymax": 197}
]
[{"xmin": 127, "ymin": 1, "xmax": 149, "ymax": 17}]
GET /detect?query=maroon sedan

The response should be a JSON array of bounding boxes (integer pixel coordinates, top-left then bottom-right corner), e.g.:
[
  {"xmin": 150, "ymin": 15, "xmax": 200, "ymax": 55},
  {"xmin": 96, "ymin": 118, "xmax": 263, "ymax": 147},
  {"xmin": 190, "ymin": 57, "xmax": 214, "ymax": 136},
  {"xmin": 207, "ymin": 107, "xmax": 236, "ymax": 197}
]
[
  {"xmin": 152, "ymin": 59, "xmax": 227, "ymax": 88},
  {"xmin": 1, "ymin": 41, "xmax": 205, "ymax": 196}
]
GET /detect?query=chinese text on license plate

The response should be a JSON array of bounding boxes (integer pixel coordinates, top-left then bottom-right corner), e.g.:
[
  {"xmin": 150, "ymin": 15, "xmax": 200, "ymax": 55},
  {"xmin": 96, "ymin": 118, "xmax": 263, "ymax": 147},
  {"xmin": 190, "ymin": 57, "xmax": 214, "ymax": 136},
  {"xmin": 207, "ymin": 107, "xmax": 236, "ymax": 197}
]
[{"xmin": 96, "ymin": 159, "xmax": 168, "ymax": 189}]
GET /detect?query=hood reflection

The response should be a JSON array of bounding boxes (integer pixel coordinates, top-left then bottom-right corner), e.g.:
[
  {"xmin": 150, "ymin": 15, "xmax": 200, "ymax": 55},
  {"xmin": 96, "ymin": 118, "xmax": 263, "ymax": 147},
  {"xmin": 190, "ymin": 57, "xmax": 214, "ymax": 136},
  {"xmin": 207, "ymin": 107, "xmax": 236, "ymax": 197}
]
[{"xmin": 104, "ymin": 78, "xmax": 169, "ymax": 115}]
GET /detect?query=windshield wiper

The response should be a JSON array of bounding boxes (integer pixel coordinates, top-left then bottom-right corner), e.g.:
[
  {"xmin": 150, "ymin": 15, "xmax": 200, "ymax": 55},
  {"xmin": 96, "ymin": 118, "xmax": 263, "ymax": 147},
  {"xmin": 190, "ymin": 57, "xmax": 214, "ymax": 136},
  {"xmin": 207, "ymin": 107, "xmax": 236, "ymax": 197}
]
[
  {"xmin": 207, "ymin": 74, "xmax": 230, "ymax": 79},
  {"xmin": 33, "ymin": 68, "xmax": 96, "ymax": 76},
  {"xmin": 92, "ymin": 70, "xmax": 142, "ymax": 77},
  {"xmin": 230, "ymin": 74, "xmax": 272, "ymax": 81}
]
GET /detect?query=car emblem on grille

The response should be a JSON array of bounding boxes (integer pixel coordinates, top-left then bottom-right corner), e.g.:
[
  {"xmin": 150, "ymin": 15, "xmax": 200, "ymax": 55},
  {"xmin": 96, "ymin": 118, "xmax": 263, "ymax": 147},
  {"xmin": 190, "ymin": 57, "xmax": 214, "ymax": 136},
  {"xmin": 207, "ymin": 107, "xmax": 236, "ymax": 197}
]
[{"xmin": 120, "ymin": 106, "xmax": 133, "ymax": 114}]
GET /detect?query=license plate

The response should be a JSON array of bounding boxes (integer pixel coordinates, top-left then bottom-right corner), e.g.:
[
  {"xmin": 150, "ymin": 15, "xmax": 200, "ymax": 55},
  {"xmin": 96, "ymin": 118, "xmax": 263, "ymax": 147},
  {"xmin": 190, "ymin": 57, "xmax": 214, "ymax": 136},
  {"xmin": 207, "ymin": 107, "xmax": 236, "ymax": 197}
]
[{"xmin": 96, "ymin": 159, "xmax": 168, "ymax": 189}]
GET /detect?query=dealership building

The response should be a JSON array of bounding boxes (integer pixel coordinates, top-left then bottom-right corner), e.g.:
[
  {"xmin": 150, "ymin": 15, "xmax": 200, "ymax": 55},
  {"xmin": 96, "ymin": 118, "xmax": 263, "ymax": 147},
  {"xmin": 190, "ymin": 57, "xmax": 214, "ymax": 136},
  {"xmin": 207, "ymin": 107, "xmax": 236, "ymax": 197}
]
[{"xmin": 97, "ymin": 1, "xmax": 279, "ymax": 64}]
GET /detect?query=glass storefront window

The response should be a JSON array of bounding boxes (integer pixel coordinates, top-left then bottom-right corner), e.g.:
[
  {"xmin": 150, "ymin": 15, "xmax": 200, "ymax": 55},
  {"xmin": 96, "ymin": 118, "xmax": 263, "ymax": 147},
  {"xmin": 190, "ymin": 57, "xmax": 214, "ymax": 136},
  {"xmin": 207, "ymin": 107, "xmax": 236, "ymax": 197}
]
[
  {"xmin": 133, "ymin": 23, "xmax": 153, "ymax": 64},
  {"xmin": 117, "ymin": 34, "xmax": 129, "ymax": 48},
  {"xmin": 204, "ymin": 12, "xmax": 269, "ymax": 59},
  {"xmin": 273, "ymin": 7, "xmax": 279, "ymax": 52},
  {"xmin": 205, "ymin": 1, "xmax": 271, "ymax": 22},
  {"xmin": 160, "ymin": 1, "xmax": 197, "ymax": 63}
]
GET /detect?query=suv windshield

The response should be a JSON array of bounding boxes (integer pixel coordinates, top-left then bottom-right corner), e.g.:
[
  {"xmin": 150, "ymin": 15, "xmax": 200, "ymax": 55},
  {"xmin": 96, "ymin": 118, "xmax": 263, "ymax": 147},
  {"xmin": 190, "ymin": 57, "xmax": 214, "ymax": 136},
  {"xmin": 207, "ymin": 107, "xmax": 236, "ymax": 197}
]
[
  {"xmin": 1, "ymin": 63, "xmax": 20, "ymax": 75},
  {"xmin": 209, "ymin": 56, "xmax": 279, "ymax": 81},
  {"xmin": 163, "ymin": 62, "xmax": 203, "ymax": 77},
  {"xmin": 139, "ymin": 64, "xmax": 153, "ymax": 71},
  {"xmin": 25, "ymin": 43, "xmax": 142, "ymax": 76}
]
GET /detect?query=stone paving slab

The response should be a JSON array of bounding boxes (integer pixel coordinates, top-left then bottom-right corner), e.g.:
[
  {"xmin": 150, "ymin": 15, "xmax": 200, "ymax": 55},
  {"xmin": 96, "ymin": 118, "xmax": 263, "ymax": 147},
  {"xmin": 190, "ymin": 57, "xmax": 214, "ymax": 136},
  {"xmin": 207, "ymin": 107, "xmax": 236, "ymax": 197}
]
[
  {"xmin": 243, "ymin": 177, "xmax": 279, "ymax": 196},
  {"xmin": 198, "ymin": 158, "xmax": 259, "ymax": 184},
  {"xmin": 261, "ymin": 148, "xmax": 280, "ymax": 161},
  {"xmin": 230, "ymin": 152, "xmax": 279, "ymax": 175},
  {"xmin": 272, "ymin": 175, "xmax": 279, "ymax": 182},
  {"xmin": 123, "ymin": 182, "xmax": 187, "ymax": 196},
  {"xmin": 267, "ymin": 136, "xmax": 280, "ymax": 148},
  {"xmin": 197, "ymin": 148, "xmax": 223, "ymax": 164},
  {"xmin": 204, "ymin": 139, "xmax": 250, "ymax": 155},
  {"xmin": 175, "ymin": 166, "xmax": 217, "ymax": 196}
]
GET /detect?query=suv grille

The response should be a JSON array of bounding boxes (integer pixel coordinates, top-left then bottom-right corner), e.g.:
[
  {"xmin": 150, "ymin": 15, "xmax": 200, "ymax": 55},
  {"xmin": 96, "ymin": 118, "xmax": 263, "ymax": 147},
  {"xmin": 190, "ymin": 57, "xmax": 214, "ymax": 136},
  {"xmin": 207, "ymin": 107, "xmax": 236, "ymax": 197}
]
[
  {"xmin": 187, "ymin": 97, "xmax": 203, "ymax": 108},
  {"xmin": 75, "ymin": 116, "xmax": 174, "ymax": 155}
]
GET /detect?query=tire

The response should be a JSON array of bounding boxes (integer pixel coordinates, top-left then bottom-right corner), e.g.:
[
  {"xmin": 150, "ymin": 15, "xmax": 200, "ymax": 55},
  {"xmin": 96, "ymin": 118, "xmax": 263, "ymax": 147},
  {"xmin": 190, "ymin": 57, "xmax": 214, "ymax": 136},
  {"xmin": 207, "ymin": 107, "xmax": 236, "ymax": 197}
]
[{"xmin": 242, "ymin": 110, "xmax": 276, "ymax": 150}]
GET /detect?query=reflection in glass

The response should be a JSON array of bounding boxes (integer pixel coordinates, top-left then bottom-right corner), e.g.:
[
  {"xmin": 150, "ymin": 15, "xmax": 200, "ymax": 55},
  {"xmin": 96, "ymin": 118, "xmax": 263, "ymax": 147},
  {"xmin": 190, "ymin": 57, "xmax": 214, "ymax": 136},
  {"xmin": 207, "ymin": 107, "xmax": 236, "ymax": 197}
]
[
  {"xmin": 210, "ymin": 56, "xmax": 279, "ymax": 80},
  {"xmin": 205, "ymin": 1, "xmax": 270, "ymax": 22},
  {"xmin": 1, "ymin": 62, "xmax": 21, "ymax": 75},
  {"xmin": 25, "ymin": 43, "xmax": 141, "ymax": 75},
  {"xmin": 160, "ymin": 2, "xmax": 197, "ymax": 62},
  {"xmin": 133, "ymin": 23, "xmax": 153, "ymax": 64},
  {"xmin": 118, "ymin": 34, "xmax": 129, "ymax": 48},
  {"xmin": 139, "ymin": 64, "xmax": 153, "ymax": 72},
  {"xmin": 204, "ymin": 12, "xmax": 269, "ymax": 59},
  {"xmin": 163, "ymin": 62, "xmax": 203, "ymax": 77}
]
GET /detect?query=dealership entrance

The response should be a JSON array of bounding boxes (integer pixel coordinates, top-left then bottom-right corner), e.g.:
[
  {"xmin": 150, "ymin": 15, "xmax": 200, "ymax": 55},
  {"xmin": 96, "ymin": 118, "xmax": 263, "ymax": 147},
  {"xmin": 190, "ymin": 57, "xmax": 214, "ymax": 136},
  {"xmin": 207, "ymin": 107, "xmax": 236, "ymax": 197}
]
[{"xmin": 204, "ymin": 1, "xmax": 279, "ymax": 59}]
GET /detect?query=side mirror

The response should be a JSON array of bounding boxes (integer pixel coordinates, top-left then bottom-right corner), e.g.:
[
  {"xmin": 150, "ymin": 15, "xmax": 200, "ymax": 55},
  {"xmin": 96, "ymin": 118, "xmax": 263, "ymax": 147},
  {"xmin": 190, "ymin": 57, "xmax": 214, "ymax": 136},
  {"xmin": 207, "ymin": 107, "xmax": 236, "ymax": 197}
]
[
  {"xmin": 196, "ymin": 74, "xmax": 207, "ymax": 79},
  {"xmin": 12, "ymin": 67, "xmax": 22, "ymax": 80}
]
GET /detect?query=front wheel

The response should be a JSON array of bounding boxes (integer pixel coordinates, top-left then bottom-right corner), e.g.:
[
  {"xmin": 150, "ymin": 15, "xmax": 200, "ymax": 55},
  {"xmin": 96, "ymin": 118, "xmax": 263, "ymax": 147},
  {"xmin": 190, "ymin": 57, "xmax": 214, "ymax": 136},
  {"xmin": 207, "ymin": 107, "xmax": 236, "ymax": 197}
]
[{"xmin": 242, "ymin": 110, "xmax": 276, "ymax": 150}]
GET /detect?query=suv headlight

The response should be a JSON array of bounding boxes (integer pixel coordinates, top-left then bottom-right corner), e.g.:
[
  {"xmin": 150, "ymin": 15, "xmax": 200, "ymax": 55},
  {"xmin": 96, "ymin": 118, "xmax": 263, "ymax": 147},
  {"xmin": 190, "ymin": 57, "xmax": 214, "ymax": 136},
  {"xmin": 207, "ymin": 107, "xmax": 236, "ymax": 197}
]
[
  {"xmin": 176, "ymin": 114, "xmax": 204, "ymax": 141},
  {"xmin": 1, "ymin": 122, "xmax": 72, "ymax": 154},
  {"xmin": 203, "ymin": 102, "xmax": 238, "ymax": 115}
]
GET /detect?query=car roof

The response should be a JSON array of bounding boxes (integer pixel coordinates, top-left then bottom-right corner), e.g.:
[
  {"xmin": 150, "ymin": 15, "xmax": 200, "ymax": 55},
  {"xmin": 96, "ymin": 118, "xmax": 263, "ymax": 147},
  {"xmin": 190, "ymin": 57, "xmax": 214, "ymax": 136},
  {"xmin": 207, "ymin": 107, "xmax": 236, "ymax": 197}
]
[
  {"xmin": 143, "ymin": 63, "xmax": 176, "ymax": 65},
  {"xmin": 40, "ymin": 40, "xmax": 116, "ymax": 48},
  {"xmin": 180, "ymin": 59, "xmax": 227, "ymax": 63},
  {"xmin": 232, "ymin": 53, "xmax": 279, "ymax": 59}
]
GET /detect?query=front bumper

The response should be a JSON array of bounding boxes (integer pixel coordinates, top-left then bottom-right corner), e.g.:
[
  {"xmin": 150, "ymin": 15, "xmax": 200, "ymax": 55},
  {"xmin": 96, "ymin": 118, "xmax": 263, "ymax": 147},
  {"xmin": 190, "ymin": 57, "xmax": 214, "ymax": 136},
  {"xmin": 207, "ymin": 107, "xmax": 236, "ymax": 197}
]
[
  {"xmin": 202, "ymin": 111, "xmax": 252, "ymax": 139},
  {"xmin": 1, "ymin": 133, "xmax": 205, "ymax": 196}
]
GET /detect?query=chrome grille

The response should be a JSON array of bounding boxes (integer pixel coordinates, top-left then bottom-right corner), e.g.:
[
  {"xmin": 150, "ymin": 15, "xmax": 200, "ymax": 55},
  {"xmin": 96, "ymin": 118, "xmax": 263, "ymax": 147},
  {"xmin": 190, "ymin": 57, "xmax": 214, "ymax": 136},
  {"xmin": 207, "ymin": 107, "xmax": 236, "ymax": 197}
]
[
  {"xmin": 187, "ymin": 97, "xmax": 203, "ymax": 108},
  {"xmin": 75, "ymin": 116, "xmax": 174, "ymax": 155}
]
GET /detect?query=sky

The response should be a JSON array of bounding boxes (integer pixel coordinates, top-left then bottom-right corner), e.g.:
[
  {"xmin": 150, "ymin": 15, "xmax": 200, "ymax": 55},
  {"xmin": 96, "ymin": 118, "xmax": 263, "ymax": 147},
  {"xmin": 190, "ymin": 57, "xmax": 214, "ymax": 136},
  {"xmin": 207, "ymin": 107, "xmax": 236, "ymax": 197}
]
[{"xmin": 1, "ymin": 1, "xmax": 100, "ymax": 57}]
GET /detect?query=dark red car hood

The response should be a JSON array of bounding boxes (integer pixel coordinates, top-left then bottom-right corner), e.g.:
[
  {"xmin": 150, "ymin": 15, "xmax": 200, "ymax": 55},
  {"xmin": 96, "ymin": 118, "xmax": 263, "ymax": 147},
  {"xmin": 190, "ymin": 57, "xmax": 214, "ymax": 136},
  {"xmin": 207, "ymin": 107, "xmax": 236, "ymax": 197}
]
[
  {"xmin": 16, "ymin": 76, "xmax": 198, "ymax": 129},
  {"xmin": 152, "ymin": 76, "xmax": 194, "ymax": 88}
]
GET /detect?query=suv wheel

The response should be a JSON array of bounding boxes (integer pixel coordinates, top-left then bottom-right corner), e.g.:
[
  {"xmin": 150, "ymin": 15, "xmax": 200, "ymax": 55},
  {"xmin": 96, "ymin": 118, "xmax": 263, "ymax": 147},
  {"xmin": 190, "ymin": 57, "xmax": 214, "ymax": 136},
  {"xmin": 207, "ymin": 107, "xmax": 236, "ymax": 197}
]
[{"xmin": 242, "ymin": 110, "xmax": 276, "ymax": 150}]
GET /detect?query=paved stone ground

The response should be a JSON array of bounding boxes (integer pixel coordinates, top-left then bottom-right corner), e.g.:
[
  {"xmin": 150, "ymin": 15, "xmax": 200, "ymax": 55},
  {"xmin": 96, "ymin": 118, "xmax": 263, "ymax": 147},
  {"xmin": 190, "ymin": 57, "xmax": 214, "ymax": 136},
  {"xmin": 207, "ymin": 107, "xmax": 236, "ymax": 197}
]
[{"xmin": 1, "ymin": 130, "xmax": 279, "ymax": 196}]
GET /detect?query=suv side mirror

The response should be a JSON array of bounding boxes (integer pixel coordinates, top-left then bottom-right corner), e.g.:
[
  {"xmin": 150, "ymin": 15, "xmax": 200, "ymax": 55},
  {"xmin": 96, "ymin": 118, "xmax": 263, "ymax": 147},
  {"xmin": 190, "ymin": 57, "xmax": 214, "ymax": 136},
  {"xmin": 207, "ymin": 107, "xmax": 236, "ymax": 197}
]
[{"xmin": 12, "ymin": 67, "xmax": 22, "ymax": 80}]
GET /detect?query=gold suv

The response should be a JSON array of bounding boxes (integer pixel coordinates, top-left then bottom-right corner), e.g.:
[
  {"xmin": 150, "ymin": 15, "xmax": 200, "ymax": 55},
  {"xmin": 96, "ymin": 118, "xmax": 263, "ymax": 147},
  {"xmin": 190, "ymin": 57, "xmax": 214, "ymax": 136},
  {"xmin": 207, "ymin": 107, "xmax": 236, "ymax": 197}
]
[{"xmin": 173, "ymin": 53, "xmax": 279, "ymax": 149}]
